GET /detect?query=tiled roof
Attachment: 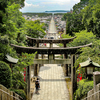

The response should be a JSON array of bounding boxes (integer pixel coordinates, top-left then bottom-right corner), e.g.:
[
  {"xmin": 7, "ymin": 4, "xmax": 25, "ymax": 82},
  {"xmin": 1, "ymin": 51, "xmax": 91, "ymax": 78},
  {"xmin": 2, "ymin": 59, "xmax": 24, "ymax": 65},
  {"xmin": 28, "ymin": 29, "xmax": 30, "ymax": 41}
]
[
  {"xmin": 80, "ymin": 58, "xmax": 100, "ymax": 68},
  {"xmin": 5, "ymin": 54, "xmax": 18, "ymax": 64}
]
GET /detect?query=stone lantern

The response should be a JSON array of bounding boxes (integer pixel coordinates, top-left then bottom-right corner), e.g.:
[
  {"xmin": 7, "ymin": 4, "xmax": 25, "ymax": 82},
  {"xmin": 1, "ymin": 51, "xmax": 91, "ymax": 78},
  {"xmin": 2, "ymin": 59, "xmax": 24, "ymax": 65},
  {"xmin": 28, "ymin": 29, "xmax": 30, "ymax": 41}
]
[{"xmin": 79, "ymin": 58, "xmax": 100, "ymax": 79}]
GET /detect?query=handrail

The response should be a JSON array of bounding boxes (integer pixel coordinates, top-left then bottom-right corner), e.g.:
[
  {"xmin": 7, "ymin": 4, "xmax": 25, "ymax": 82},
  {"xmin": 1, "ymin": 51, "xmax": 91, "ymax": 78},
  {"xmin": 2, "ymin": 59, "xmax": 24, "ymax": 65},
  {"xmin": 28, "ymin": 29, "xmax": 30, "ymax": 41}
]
[
  {"xmin": 0, "ymin": 89, "xmax": 23, "ymax": 100},
  {"xmin": 81, "ymin": 90, "xmax": 100, "ymax": 100}
]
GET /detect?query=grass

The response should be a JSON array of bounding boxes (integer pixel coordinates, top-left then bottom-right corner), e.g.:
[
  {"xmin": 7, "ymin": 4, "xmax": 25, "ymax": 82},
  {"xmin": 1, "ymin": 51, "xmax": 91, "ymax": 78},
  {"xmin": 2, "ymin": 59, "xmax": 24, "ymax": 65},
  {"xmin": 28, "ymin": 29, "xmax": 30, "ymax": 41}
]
[
  {"xmin": 65, "ymin": 78, "xmax": 72, "ymax": 100},
  {"xmin": 62, "ymin": 66, "xmax": 72, "ymax": 100}
]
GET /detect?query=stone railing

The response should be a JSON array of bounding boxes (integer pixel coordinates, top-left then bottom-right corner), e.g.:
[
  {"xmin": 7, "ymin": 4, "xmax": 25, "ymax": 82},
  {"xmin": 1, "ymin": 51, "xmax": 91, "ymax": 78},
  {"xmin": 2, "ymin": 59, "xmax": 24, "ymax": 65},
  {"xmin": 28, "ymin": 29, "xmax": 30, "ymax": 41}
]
[
  {"xmin": 82, "ymin": 71, "xmax": 100, "ymax": 100},
  {"xmin": 0, "ymin": 84, "xmax": 23, "ymax": 100},
  {"xmin": 82, "ymin": 83, "xmax": 100, "ymax": 100}
]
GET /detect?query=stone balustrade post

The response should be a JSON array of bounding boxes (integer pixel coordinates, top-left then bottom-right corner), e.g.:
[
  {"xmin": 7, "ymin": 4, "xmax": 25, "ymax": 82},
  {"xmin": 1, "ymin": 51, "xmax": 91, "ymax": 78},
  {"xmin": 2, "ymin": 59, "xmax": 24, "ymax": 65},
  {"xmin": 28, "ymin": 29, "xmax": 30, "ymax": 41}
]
[{"xmin": 93, "ymin": 71, "xmax": 100, "ymax": 100}]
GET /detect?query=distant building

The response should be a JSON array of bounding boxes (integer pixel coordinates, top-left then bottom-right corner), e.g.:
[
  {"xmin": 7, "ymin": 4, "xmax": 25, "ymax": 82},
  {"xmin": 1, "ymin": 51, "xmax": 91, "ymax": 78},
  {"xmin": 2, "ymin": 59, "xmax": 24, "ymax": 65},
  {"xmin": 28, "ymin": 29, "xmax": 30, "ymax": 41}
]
[{"xmin": 67, "ymin": 9, "xmax": 73, "ymax": 14}]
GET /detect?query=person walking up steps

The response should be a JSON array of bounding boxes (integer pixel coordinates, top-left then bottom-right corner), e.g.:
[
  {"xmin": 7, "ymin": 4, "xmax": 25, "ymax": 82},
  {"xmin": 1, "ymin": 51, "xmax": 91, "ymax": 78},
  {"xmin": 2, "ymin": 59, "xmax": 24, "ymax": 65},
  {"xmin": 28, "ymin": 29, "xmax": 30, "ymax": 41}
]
[
  {"xmin": 35, "ymin": 78, "xmax": 40, "ymax": 94},
  {"xmin": 37, "ymin": 78, "xmax": 40, "ymax": 89}
]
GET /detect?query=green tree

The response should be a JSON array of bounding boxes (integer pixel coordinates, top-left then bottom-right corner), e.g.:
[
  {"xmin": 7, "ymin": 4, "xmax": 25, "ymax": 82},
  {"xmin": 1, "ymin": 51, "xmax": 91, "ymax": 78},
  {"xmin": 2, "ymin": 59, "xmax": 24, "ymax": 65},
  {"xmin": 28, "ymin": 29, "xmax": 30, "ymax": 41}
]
[
  {"xmin": 62, "ymin": 0, "xmax": 89, "ymax": 35},
  {"xmin": 73, "ymin": 0, "xmax": 89, "ymax": 14},
  {"xmin": 11, "ymin": 53, "xmax": 36, "ymax": 94},
  {"xmin": 74, "ymin": 40, "xmax": 100, "ymax": 74},
  {"xmin": 0, "ymin": 35, "xmax": 17, "ymax": 61},
  {"xmin": 3, "ymin": 3, "xmax": 26, "ymax": 45},
  {"xmin": 12, "ymin": 72, "xmax": 26, "ymax": 90},
  {"xmin": 23, "ymin": 13, "xmax": 52, "ymax": 17},
  {"xmin": 0, "ymin": 1, "xmax": 26, "ymax": 46},
  {"xmin": 82, "ymin": 0, "xmax": 100, "ymax": 37},
  {"xmin": 0, "ymin": 1, "xmax": 32, "ymax": 99},
  {"xmin": 64, "ymin": 12, "xmax": 85, "ymax": 35},
  {"xmin": 62, "ymin": 13, "xmax": 68, "ymax": 21},
  {"xmin": 68, "ymin": 30, "xmax": 96, "ymax": 47},
  {"xmin": 0, "ymin": 0, "xmax": 25, "ymax": 31},
  {"xmin": 25, "ymin": 20, "xmax": 46, "ymax": 38}
]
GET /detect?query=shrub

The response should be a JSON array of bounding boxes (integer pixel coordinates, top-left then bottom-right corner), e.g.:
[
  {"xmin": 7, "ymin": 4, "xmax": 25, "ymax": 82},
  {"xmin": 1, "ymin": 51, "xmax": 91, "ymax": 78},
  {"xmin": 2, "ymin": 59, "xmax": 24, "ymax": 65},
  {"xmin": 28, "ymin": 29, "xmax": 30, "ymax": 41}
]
[
  {"xmin": 12, "ymin": 72, "xmax": 27, "ymax": 89},
  {"xmin": 0, "ymin": 61, "xmax": 12, "ymax": 88},
  {"xmin": 74, "ymin": 79, "xmax": 93, "ymax": 100}
]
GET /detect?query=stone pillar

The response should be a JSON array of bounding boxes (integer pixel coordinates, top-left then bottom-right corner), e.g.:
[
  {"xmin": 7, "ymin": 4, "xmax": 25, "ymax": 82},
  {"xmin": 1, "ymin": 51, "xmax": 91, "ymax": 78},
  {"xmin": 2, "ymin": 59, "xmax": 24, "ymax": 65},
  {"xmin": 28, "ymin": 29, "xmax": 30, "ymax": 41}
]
[
  {"xmin": 32, "ymin": 40, "xmax": 34, "ymax": 47},
  {"xmin": 30, "ymin": 65, "xmax": 34, "ymax": 78},
  {"xmin": 48, "ymin": 54, "xmax": 54, "ymax": 64},
  {"xmin": 32, "ymin": 64, "xmax": 34, "ymax": 76},
  {"xmin": 36, "ymin": 42, "xmax": 39, "ymax": 47},
  {"xmin": 49, "ymin": 54, "xmax": 53, "ymax": 60},
  {"xmin": 65, "ymin": 53, "xmax": 68, "ymax": 76},
  {"xmin": 63, "ymin": 42, "xmax": 68, "ymax": 76},
  {"xmin": 42, "ymin": 54, "xmax": 44, "ymax": 59},
  {"xmin": 53, "ymin": 54, "xmax": 55, "ymax": 60},
  {"xmin": 27, "ymin": 66, "xmax": 31, "ymax": 100},
  {"xmin": 66, "ymin": 64, "xmax": 68, "ymax": 76},
  {"xmin": 34, "ymin": 64, "xmax": 38, "ymax": 76},
  {"xmin": 34, "ymin": 42, "xmax": 39, "ymax": 76},
  {"xmin": 39, "ymin": 64, "xmax": 41, "ymax": 69},
  {"xmin": 63, "ymin": 43, "xmax": 68, "ymax": 76},
  {"xmin": 63, "ymin": 43, "xmax": 66, "ymax": 48},
  {"xmin": 63, "ymin": 43, "xmax": 66, "ymax": 59},
  {"xmin": 93, "ymin": 71, "xmax": 100, "ymax": 100},
  {"xmin": 42, "ymin": 54, "xmax": 44, "ymax": 66},
  {"xmin": 50, "ymin": 43, "xmax": 53, "ymax": 48},
  {"xmin": 63, "ymin": 43, "xmax": 67, "ymax": 76},
  {"xmin": 37, "ymin": 64, "xmax": 39, "ymax": 75},
  {"xmin": 69, "ymin": 64, "xmax": 71, "ymax": 74},
  {"xmin": 71, "ymin": 55, "xmax": 77, "ymax": 100}
]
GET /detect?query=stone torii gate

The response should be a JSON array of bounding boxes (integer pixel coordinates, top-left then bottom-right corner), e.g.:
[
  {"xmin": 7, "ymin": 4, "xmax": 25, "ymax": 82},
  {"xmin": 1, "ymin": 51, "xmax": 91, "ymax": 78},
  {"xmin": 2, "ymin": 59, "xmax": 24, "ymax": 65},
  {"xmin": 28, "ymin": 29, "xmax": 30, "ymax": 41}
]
[{"xmin": 11, "ymin": 37, "xmax": 92, "ymax": 100}]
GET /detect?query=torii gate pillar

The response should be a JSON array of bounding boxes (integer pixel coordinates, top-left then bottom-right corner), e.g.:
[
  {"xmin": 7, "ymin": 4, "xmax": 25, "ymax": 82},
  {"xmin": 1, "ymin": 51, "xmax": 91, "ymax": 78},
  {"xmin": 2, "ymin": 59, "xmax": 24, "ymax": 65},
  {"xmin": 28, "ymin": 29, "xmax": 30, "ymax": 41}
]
[
  {"xmin": 34, "ymin": 42, "xmax": 39, "ymax": 76},
  {"xmin": 27, "ymin": 66, "xmax": 31, "ymax": 100},
  {"xmin": 71, "ymin": 54, "xmax": 77, "ymax": 100},
  {"xmin": 63, "ymin": 43, "xmax": 68, "ymax": 76}
]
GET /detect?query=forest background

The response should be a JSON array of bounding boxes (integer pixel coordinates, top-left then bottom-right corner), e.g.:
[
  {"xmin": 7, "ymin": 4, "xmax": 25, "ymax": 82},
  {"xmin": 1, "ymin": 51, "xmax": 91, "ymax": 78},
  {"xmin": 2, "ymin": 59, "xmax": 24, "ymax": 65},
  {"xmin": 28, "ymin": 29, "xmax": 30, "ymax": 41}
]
[{"xmin": 61, "ymin": 0, "xmax": 100, "ymax": 99}]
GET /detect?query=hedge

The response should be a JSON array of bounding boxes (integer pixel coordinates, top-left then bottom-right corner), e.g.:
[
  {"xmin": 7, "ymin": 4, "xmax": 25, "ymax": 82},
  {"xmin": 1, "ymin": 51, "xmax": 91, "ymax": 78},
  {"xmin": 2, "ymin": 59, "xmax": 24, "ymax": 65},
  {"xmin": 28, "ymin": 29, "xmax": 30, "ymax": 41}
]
[
  {"xmin": 74, "ymin": 79, "xmax": 93, "ymax": 100},
  {"xmin": 0, "ymin": 61, "xmax": 12, "ymax": 88}
]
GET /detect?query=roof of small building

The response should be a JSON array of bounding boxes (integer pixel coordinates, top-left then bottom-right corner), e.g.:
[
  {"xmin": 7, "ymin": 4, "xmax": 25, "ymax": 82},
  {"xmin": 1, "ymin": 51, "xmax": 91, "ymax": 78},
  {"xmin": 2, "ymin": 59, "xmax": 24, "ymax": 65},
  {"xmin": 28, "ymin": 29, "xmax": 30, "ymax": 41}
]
[
  {"xmin": 5, "ymin": 54, "xmax": 18, "ymax": 64},
  {"xmin": 80, "ymin": 58, "xmax": 100, "ymax": 68}
]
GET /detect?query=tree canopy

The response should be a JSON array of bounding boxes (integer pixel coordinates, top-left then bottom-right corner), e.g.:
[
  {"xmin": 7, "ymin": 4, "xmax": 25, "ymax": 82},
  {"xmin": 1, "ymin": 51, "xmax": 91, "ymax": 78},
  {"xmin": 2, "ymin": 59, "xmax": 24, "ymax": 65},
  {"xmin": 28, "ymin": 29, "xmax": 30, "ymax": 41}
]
[
  {"xmin": 61, "ymin": 0, "xmax": 100, "ymax": 99},
  {"xmin": 25, "ymin": 20, "xmax": 46, "ymax": 38}
]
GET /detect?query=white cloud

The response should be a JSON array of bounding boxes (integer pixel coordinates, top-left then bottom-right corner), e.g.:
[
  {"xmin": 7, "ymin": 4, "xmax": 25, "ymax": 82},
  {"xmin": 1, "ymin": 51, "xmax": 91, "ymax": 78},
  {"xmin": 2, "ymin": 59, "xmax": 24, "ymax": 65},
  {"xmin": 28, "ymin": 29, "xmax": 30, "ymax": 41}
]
[
  {"xmin": 25, "ymin": 1, "xmax": 39, "ymax": 7},
  {"xmin": 42, "ymin": 2, "xmax": 55, "ymax": 4},
  {"xmin": 73, "ymin": 0, "xmax": 80, "ymax": 2},
  {"xmin": 20, "ymin": 0, "xmax": 81, "ymax": 12},
  {"xmin": 42, "ymin": 0, "xmax": 71, "ymax": 5}
]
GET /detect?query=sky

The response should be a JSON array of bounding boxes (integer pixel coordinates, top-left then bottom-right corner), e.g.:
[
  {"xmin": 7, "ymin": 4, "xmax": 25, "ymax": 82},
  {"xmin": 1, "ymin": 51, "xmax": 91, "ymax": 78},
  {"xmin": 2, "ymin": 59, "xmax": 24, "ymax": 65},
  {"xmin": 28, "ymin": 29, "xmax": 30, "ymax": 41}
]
[{"xmin": 20, "ymin": 0, "xmax": 80, "ymax": 12}]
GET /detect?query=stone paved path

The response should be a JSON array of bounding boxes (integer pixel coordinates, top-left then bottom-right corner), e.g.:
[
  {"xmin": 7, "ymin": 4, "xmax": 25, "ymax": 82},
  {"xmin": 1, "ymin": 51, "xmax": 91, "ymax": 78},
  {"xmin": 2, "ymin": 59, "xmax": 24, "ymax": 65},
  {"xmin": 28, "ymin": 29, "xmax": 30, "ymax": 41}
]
[{"xmin": 32, "ymin": 64, "xmax": 69, "ymax": 100}]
